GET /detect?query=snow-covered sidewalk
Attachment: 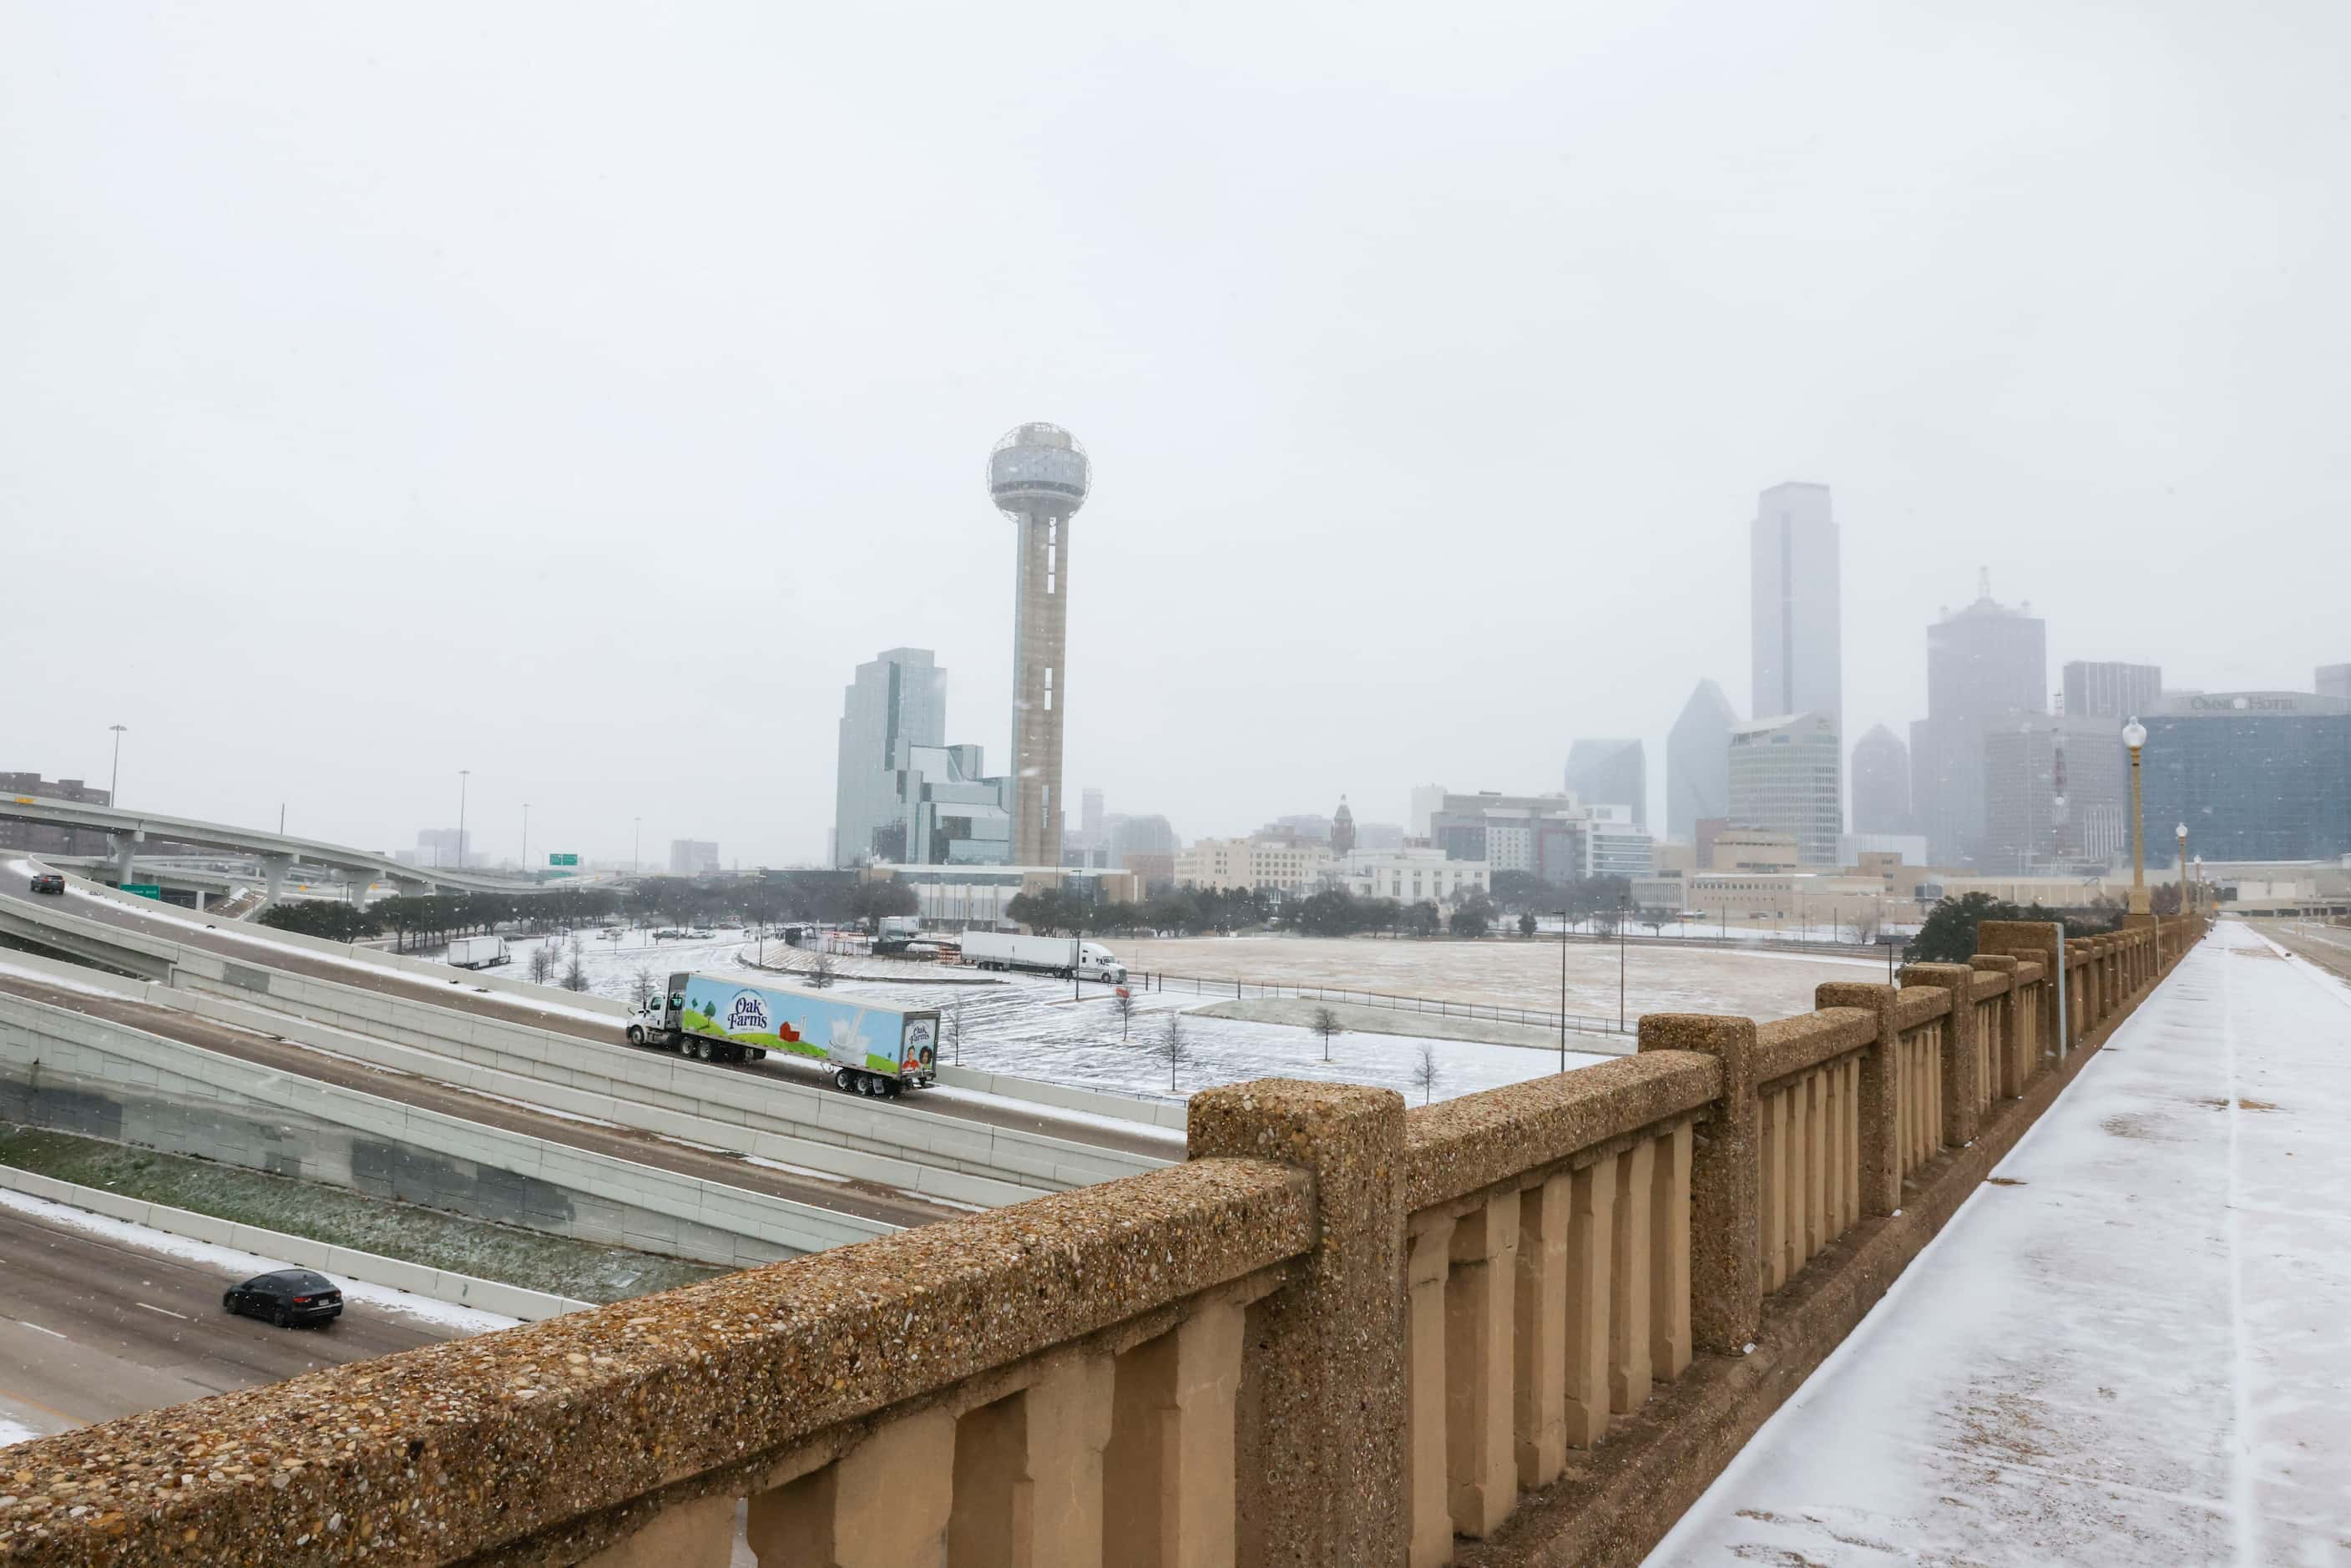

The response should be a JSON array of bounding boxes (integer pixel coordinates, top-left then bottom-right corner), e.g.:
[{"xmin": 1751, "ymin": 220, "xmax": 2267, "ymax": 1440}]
[{"xmin": 1651, "ymin": 921, "xmax": 2351, "ymax": 1565}]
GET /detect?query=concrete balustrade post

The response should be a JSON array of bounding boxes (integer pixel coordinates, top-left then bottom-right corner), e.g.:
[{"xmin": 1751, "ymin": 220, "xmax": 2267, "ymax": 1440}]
[
  {"xmin": 1976, "ymin": 922, "xmax": 2065, "ymax": 1075},
  {"xmin": 1638, "ymin": 1015, "xmax": 1759, "ymax": 1354},
  {"xmin": 1188, "ymin": 1080, "xmax": 1408, "ymax": 1566},
  {"xmin": 1900, "ymin": 964, "xmax": 1981, "ymax": 1149},
  {"xmin": 1815, "ymin": 984, "xmax": 1904, "ymax": 1217},
  {"xmin": 1446, "ymin": 1191, "xmax": 1521, "ymax": 1538},
  {"xmin": 1102, "ymin": 1299, "xmax": 1244, "ymax": 1568},
  {"xmin": 1563, "ymin": 1153, "xmax": 1617, "ymax": 1447},
  {"xmin": 1513, "ymin": 1171, "xmax": 1570, "ymax": 1490},
  {"xmin": 584, "ymin": 1492, "xmax": 737, "ymax": 1568},
  {"xmin": 1609, "ymin": 1138, "xmax": 1656, "ymax": 1414},
  {"xmin": 1406, "ymin": 1216, "xmax": 1456, "ymax": 1568},
  {"xmin": 1969, "ymin": 956, "xmax": 2021, "ymax": 1099},
  {"xmin": 747, "ymin": 1406, "xmax": 958, "ymax": 1566},
  {"xmin": 1649, "ymin": 1123, "xmax": 1694, "ymax": 1383},
  {"xmin": 1019, "ymin": 1354, "xmax": 1120, "ymax": 1568}
]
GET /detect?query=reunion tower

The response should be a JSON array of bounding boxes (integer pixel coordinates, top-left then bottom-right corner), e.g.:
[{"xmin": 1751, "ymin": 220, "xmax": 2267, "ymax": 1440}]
[{"xmin": 988, "ymin": 422, "xmax": 1091, "ymax": 867}]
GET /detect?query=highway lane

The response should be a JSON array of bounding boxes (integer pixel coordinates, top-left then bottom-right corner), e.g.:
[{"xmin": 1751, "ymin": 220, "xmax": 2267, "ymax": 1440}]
[
  {"xmin": 0, "ymin": 972, "xmax": 963, "ymax": 1230},
  {"xmin": 2254, "ymin": 919, "xmax": 2351, "ymax": 985},
  {"xmin": 8, "ymin": 883, "xmax": 1173, "ymax": 1160},
  {"xmin": 0, "ymin": 1205, "xmax": 452, "ymax": 1444}
]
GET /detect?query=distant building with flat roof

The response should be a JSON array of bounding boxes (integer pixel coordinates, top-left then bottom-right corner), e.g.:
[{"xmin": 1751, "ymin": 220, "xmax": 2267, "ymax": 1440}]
[
  {"xmin": 2063, "ymin": 660, "xmax": 2162, "ymax": 721},
  {"xmin": 1728, "ymin": 713, "xmax": 1842, "ymax": 866},
  {"xmin": 667, "ymin": 839, "xmax": 720, "ymax": 877},
  {"xmin": 2143, "ymin": 691, "xmax": 2351, "ymax": 865}
]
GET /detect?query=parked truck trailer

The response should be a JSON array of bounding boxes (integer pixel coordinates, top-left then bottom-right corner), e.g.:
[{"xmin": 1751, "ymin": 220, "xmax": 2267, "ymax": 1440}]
[
  {"xmin": 625, "ymin": 970, "xmax": 940, "ymax": 1095},
  {"xmin": 961, "ymin": 930, "xmax": 1127, "ymax": 984},
  {"xmin": 445, "ymin": 935, "xmax": 510, "ymax": 970}
]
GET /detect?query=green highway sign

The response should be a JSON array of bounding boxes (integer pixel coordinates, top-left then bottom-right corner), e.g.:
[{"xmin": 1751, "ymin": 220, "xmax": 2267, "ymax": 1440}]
[
  {"xmin": 122, "ymin": 883, "xmax": 163, "ymax": 899},
  {"xmin": 549, "ymin": 852, "xmax": 579, "ymax": 867}
]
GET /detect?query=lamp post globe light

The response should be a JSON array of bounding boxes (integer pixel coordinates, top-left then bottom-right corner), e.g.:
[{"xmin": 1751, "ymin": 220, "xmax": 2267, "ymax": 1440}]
[
  {"xmin": 2122, "ymin": 717, "xmax": 2149, "ymax": 915},
  {"xmin": 2176, "ymin": 822, "xmax": 2188, "ymax": 911}
]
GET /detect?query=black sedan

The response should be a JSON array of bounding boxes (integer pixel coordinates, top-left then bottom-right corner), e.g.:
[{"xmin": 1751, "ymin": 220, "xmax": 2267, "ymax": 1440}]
[
  {"xmin": 223, "ymin": 1269, "xmax": 343, "ymax": 1328},
  {"xmin": 29, "ymin": 873, "xmax": 64, "ymax": 895}
]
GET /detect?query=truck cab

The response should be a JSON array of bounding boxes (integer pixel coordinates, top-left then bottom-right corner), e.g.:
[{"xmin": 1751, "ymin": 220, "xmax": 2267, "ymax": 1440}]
[{"xmin": 1077, "ymin": 942, "xmax": 1126, "ymax": 984}]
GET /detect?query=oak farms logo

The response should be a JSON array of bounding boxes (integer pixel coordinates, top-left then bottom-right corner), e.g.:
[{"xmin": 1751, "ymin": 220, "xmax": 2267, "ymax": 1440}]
[{"xmin": 725, "ymin": 991, "xmax": 772, "ymax": 1035}]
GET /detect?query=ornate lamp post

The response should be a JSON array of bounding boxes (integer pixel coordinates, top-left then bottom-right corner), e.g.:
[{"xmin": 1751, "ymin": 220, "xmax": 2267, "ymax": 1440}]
[
  {"xmin": 2176, "ymin": 822, "xmax": 2188, "ymax": 912},
  {"xmin": 2122, "ymin": 717, "xmax": 2149, "ymax": 914}
]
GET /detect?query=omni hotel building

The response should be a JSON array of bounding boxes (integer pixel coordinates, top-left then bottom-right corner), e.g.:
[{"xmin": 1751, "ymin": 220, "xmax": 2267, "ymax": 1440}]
[{"xmin": 2141, "ymin": 691, "xmax": 2351, "ymax": 866}]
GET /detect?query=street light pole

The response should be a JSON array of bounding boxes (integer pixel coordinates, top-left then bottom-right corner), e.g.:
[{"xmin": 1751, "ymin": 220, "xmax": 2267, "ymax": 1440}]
[
  {"xmin": 1555, "ymin": 908, "xmax": 1569, "ymax": 1073},
  {"xmin": 523, "ymin": 803, "xmax": 532, "ymax": 877},
  {"xmin": 457, "ymin": 770, "xmax": 471, "ymax": 871},
  {"xmin": 2175, "ymin": 822, "xmax": 2187, "ymax": 913},
  {"xmin": 1617, "ymin": 893, "xmax": 1628, "ymax": 1034},
  {"xmin": 107, "ymin": 724, "xmax": 128, "ymax": 806},
  {"xmin": 633, "ymin": 817, "xmax": 640, "ymax": 876},
  {"xmin": 2123, "ymin": 718, "xmax": 2149, "ymax": 914}
]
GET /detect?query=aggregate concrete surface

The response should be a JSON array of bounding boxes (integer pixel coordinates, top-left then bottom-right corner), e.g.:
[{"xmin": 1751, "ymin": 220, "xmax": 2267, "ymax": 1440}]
[{"xmin": 0, "ymin": 1204, "xmax": 449, "ymax": 1444}]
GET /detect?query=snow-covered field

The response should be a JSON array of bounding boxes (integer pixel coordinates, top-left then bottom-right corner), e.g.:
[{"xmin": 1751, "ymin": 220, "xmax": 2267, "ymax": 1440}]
[
  {"xmin": 1114, "ymin": 933, "xmax": 1884, "ymax": 1020},
  {"xmin": 506, "ymin": 928, "xmax": 1609, "ymax": 1103}
]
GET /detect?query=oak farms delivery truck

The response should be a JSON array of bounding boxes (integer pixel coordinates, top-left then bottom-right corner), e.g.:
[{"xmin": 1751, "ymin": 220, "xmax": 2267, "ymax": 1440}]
[{"xmin": 625, "ymin": 971, "xmax": 940, "ymax": 1095}]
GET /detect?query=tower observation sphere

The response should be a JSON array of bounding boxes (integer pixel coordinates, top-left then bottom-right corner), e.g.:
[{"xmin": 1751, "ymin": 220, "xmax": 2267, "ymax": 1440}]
[{"xmin": 989, "ymin": 422, "xmax": 1090, "ymax": 870}]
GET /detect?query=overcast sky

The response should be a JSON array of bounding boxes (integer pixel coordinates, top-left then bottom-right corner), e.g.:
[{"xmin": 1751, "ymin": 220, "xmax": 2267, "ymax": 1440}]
[{"xmin": 4, "ymin": 2, "xmax": 2344, "ymax": 867}]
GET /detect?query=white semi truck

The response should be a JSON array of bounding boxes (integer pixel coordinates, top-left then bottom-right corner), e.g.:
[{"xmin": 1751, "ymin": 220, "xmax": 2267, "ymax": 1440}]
[
  {"xmin": 625, "ymin": 970, "xmax": 940, "ymax": 1096},
  {"xmin": 962, "ymin": 930, "xmax": 1128, "ymax": 984},
  {"xmin": 445, "ymin": 935, "xmax": 510, "ymax": 970}
]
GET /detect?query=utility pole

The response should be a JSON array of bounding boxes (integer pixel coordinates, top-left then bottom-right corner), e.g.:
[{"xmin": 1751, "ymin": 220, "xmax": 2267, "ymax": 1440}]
[
  {"xmin": 107, "ymin": 724, "xmax": 128, "ymax": 806},
  {"xmin": 457, "ymin": 770, "xmax": 471, "ymax": 871}
]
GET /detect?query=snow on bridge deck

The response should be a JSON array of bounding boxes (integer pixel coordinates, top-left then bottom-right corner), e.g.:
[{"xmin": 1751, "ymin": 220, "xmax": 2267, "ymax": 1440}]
[{"xmin": 1652, "ymin": 921, "xmax": 2351, "ymax": 1565}]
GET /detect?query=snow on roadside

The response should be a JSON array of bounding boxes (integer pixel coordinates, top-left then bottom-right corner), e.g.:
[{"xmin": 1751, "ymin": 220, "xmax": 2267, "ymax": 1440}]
[
  {"xmin": 0, "ymin": 1416, "xmax": 43, "ymax": 1450},
  {"xmin": 0, "ymin": 1188, "xmax": 520, "ymax": 1336},
  {"xmin": 0, "ymin": 955, "xmax": 132, "ymax": 1000}
]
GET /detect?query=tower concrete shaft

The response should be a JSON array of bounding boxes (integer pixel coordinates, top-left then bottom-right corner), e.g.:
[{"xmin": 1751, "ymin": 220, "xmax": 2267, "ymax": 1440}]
[{"xmin": 1009, "ymin": 506, "xmax": 1070, "ymax": 867}]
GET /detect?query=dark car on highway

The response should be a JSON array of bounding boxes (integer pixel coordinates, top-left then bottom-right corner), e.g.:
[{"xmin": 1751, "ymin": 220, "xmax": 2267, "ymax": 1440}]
[
  {"xmin": 222, "ymin": 1269, "xmax": 343, "ymax": 1328},
  {"xmin": 28, "ymin": 872, "xmax": 65, "ymax": 895}
]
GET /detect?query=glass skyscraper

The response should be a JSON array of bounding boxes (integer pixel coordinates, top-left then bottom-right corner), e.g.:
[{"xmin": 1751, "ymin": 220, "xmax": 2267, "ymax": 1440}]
[{"xmin": 2141, "ymin": 693, "xmax": 2351, "ymax": 865}]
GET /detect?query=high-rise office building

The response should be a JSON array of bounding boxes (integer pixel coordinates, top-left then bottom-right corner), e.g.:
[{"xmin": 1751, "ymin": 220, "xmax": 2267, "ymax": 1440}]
[
  {"xmin": 2143, "ymin": 692, "xmax": 2351, "ymax": 864},
  {"xmin": 1850, "ymin": 724, "xmax": 1912, "ymax": 837},
  {"xmin": 2318, "ymin": 665, "xmax": 2351, "ymax": 701},
  {"xmin": 1408, "ymin": 784, "xmax": 1448, "ymax": 838},
  {"xmin": 1982, "ymin": 717, "xmax": 2126, "ymax": 873},
  {"xmin": 1727, "ymin": 712, "xmax": 1842, "ymax": 867},
  {"xmin": 988, "ymin": 422, "xmax": 1091, "ymax": 869},
  {"xmin": 1909, "ymin": 578, "xmax": 2046, "ymax": 866},
  {"xmin": 2062, "ymin": 661, "xmax": 2163, "ymax": 721},
  {"xmin": 1079, "ymin": 787, "xmax": 1105, "ymax": 848},
  {"xmin": 668, "ymin": 839, "xmax": 720, "ymax": 877},
  {"xmin": 1666, "ymin": 680, "xmax": 1738, "ymax": 842},
  {"xmin": 1564, "ymin": 738, "xmax": 1646, "ymax": 829},
  {"xmin": 1750, "ymin": 483, "xmax": 1843, "ymax": 754},
  {"xmin": 833, "ymin": 647, "xmax": 948, "ymax": 866}
]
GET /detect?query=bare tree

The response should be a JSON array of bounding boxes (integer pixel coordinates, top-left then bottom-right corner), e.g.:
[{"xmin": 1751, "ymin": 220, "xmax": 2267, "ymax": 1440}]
[
  {"xmin": 528, "ymin": 940, "xmax": 557, "ymax": 985},
  {"xmin": 1159, "ymin": 1012, "xmax": 1186, "ymax": 1093},
  {"xmin": 1113, "ymin": 988, "xmax": 1138, "ymax": 1041},
  {"xmin": 1411, "ymin": 1040, "xmax": 1440, "ymax": 1105},
  {"xmin": 562, "ymin": 949, "xmax": 590, "ymax": 993},
  {"xmin": 1310, "ymin": 1005, "xmax": 1345, "ymax": 1062},
  {"xmin": 628, "ymin": 966, "xmax": 657, "ymax": 1009},
  {"xmin": 809, "ymin": 950, "xmax": 837, "ymax": 989},
  {"xmin": 948, "ymin": 997, "xmax": 967, "ymax": 1065}
]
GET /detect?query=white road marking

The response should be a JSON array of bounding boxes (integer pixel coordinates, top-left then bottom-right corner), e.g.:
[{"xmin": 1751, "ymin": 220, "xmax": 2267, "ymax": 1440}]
[
  {"xmin": 135, "ymin": 1302, "xmax": 189, "ymax": 1321},
  {"xmin": 14, "ymin": 1320, "xmax": 68, "ymax": 1339}
]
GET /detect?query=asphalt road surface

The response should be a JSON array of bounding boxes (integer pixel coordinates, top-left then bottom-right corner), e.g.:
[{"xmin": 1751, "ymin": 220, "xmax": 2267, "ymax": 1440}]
[
  {"xmin": 0, "ymin": 971, "xmax": 963, "ymax": 1229},
  {"xmin": 3, "ymin": 881, "xmax": 1171, "ymax": 1160},
  {"xmin": 0, "ymin": 1203, "xmax": 452, "ymax": 1445}
]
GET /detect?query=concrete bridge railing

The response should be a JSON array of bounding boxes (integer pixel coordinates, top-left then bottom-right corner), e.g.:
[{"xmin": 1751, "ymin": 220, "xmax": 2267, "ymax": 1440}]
[{"xmin": 0, "ymin": 915, "xmax": 2207, "ymax": 1566}]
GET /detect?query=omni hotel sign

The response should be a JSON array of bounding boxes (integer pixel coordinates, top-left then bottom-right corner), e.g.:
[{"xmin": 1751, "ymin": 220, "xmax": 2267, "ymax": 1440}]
[{"xmin": 2169, "ymin": 691, "xmax": 2350, "ymax": 716}]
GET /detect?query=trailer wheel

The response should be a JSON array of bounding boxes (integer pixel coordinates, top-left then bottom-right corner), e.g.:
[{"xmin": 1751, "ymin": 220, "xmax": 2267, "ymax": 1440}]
[
  {"xmin": 750, "ymin": 1048, "xmax": 766, "ymax": 1062},
  {"xmin": 834, "ymin": 1067, "xmax": 852, "ymax": 1090}
]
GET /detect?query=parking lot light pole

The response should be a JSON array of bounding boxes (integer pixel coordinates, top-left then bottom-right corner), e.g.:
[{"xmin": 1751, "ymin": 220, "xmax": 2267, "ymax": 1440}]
[
  {"xmin": 1555, "ymin": 908, "xmax": 1570, "ymax": 1072},
  {"xmin": 457, "ymin": 770, "xmax": 470, "ymax": 870},
  {"xmin": 107, "ymin": 724, "xmax": 128, "ymax": 807}
]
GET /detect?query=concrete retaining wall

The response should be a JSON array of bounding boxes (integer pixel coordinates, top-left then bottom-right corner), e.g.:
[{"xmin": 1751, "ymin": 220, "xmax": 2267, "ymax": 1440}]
[
  {"xmin": 0, "ymin": 1164, "xmax": 593, "ymax": 1323},
  {"xmin": 0, "ymin": 990, "xmax": 893, "ymax": 1267}
]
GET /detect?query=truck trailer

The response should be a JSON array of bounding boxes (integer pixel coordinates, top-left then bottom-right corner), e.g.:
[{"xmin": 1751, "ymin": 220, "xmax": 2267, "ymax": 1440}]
[
  {"xmin": 961, "ymin": 930, "xmax": 1128, "ymax": 984},
  {"xmin": 445, "ymin": 935, "xmax": 510, "ymax": 970},
  {"xmin": 625, "ymin": 970, "xmax": 940, "ymax": 1095}
]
